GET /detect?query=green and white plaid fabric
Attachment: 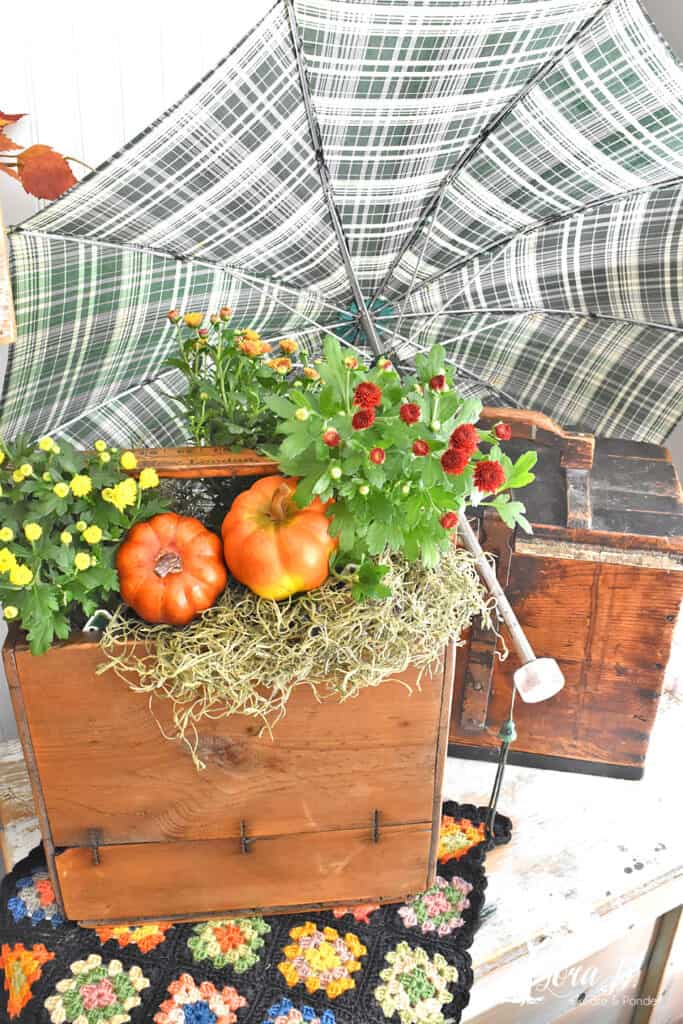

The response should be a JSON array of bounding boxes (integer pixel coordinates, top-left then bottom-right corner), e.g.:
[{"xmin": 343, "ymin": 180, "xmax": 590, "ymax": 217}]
[
  {"xmin": 2, "ymin": 0, "xmax": 683, "ymax": 445},
  {"xmin": 3, "ymin": 232, "xmax": 338, "ymax": 442}
]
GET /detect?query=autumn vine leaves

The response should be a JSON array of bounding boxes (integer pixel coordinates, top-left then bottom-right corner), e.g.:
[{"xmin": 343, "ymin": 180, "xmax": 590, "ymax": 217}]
[{"xmin": 0, "ymin": 110, "xmax": 83, "ymax": 200}]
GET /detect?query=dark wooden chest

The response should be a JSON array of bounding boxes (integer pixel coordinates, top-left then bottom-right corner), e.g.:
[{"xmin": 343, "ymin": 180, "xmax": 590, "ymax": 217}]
[{"xmin": 451, "ymin": 410, "xmax": 683, "ymax": 779}]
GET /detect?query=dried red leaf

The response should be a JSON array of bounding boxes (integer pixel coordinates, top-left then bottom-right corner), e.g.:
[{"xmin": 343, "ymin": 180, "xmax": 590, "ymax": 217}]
[
  {"xmin": 0, "ymin": 129, "xmax": 20, "ymax": 151},
  {"xmin": 17, "ymin": 144, "xmax": 77, "ymax": 199},
  {"xmin": 0, "ymin": 110, "xmax": 25, "ymax": 126}
]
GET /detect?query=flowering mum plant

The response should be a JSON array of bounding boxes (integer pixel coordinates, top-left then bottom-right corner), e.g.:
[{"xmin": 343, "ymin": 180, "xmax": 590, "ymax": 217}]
[
  {"xmin": 165, "ymin": 310, "xmax": 320, "ymax": 448},
  {"xmin": 0, "ymin": 437, "xmax": 167, "ymax": 653},
  {"xmin": 266, "ymin": 337, "xmax": 536, "ymax": 599}
]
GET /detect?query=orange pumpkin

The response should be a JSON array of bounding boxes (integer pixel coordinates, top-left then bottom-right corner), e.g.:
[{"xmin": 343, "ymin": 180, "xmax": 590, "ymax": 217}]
[
  {"xmin": 116, "ymin": 513, "xmax": 228, "ymax": 625},
  {"xmin": 221, "ymin": 475, "xmax": 337, "ymax": 600}
]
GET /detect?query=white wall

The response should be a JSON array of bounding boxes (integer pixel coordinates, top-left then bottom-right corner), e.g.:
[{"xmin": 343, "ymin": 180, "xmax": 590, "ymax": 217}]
[
  {"xmin": 0, "ymin": 0, "xmax": 273, "ymax": 740},
  {"xmin": 0, "ymin": 0, "xmax": 682, "ymax": 740}
]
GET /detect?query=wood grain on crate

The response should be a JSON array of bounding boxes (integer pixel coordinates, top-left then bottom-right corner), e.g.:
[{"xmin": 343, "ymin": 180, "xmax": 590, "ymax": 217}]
[
  {"xmin": 0, "ymin": 208, "xmax": 17, "ymax": 346},
  {"xmin": 0, "ymin": 739, "xmax": 37, "ymax": 869}
]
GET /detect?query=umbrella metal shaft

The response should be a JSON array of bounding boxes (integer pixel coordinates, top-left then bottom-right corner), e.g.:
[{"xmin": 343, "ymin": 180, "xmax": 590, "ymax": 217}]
[{"xmin": 457, "ymin": 510, "xmax": 534, "ymax": 665}]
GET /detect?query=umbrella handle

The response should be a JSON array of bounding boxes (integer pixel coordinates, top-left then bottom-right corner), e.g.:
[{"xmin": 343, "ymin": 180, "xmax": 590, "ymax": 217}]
[{"xmin": 457, "ymin": 511, "xmax": 564, "ymax": 703}]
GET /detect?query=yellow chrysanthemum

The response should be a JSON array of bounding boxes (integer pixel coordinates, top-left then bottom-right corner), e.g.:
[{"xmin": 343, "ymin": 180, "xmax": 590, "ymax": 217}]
[
  {"xmin": 9, "ymin": 564, "xmax": 33, "ymax": 587},
  {"xmin": 99, "ymin": 451, "xmax": 111, "ymax": 463},
  {"xmin": 243, "ymin": 328, "xmax": 260, "ymax": 341},
  {"xmin": 105, "ymin": 478, "xmax": 138, "ymax": 513},
  {"xmin": 23, "ymin": 523, "xmax": 42, "ymax": 542},
  {"xmin": 279, "ymin": 338, "xmax": 299, "ymax": 354},
  {"xmin": 83, "ymin": 525, "xmax": 103, "ymax": 545},
  {"xmin": 94, "ymin": 440, "xmax": 107, "ymax": 452},
  {"xmin": 74, "ymin": 552, "xmax": 91, "ymax": 572},
  {"xmin": 53, "ymin": 482, "xmax": 70, "ymax": 498},
  {"xmin": 75, "ymin": 521, "xmax": 87, "ymax": 532},
  {"xmin": 120, "ymin": 451, "xmax": 137, "ymax": 471},
  {"xmin": 138, "ymin": 468, "xmax": 159, "ymax": 490},
  {"xmin": 42, "ymin": 472, "xmax": 52, "ymax": 482},
  {"xmin": 0, "ymin": 527, "xmax": 14, "ymax": 542},
  {"xmin": 19, "ymin": 463, "xmax": 33, "ymax": 477},
  {"xmin": 38, "ymin": 436, "xmax": 55, "ymax": 452},
  {"xmin": 0, "ymin": 451, "xmax": 5, "ymax": 465},
  {"xmin": 183, "ymin": 312, "xmax": 204, "ymax": 328},
  {"xmin": 3, "ymin": 606, "xmax": 18, "ymax": 620},
  {"xmin": 70, "ymin": 475, "xmax": 92, "ymax": 497},
  {"xmin": 60, "ymin": 531, "xmax": 72, "ymax": 546},
  {"xmin": 0, "ymin": 548, "xmax": 17, "ymax": 573},
  {"xmin": 12, "ymin": 470, "xmax": 25, "ymax": 483}
]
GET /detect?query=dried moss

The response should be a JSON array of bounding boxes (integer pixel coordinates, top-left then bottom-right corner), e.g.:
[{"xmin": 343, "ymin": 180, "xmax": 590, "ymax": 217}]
[{"xmin": 99, "ymin": 547, "xmax": 491, "ymax": 768}]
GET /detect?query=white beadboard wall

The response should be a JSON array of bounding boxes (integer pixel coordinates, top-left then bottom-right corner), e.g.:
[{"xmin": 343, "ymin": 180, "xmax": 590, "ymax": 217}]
[
  {"xmin": 0, "ymin": 0, "xmax": 681, "ymax": 741},
  {"xmin": 0, "ymin": 0, "xmax": 273, "ymax": 740}
]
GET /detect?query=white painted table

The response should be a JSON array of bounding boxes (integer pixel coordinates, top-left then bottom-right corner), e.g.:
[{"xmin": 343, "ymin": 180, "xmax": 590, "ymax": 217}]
[{"xmin": 443, "ymin": 693, "xmax": 683, "ymax": 1023}]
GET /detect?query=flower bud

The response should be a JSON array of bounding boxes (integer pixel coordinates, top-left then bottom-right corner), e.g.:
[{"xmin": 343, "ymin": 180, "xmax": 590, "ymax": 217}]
[
  {"xmin": 219, "ymin": 307, "xmax": 233, "ymax": 321},
  {"xmin": 166, "ymin": 309, "xmax": 180, "ymax": 323},
  {"xmin": 330, "ymin": 465, "xmax": 342, "ymax": 480},
  {"xmin": 358, "ymin": 484, "xmax": 370, "ymax": 496},
  {"xmin": 401, "ymin": 482, "xmax": 411, "ymax": 495},
  {"xmin": 294, "ymin": 408, "xmax": 310, "ymax": 421}
]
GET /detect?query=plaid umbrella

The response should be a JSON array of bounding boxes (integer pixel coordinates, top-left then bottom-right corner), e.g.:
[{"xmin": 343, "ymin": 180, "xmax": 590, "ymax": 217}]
[{"xmin": 1, "ymin": 0, "xmax": 683, "ymax": 447}]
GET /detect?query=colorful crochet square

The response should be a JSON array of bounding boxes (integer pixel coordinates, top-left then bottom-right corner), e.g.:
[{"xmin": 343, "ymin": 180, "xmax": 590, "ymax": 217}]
[
  {"xmin": 262, "ymin": 997, "xmax": 336, "ymax": 1023},
  {"xmin": 278, "ymin": 921, "xmax": 366, "ymax": 999},
  {"xmin": 94, "ymin": 922, "xmax": 173, "ymax": 953},
  {"xmin": 0, "ymin": 942, "xmax": 55, "ymax": 1019},
  {"xmin": 188, "ymin": 917, "xmax": 270, "ymax": 972},
  {"xmin": 398, "ymin": 876, "xmax": 473, "ymax": 936},
  {"xmin": 43, "ymin": 953, "xmax": 150, "ymax": 1023},
  {"xmin": 437, "ymin": 816, "xmax": 486, "ymax": 865},
  {"xmin": 374, "ymin": 942, "xmax": 458, "ymax": 1024},
  {"xmin": 154, "ymin": 971, "xmax": 247, "ymax": 1024},
  {"xmin": 331, "ymin": 903, "xmax": 380, "ymax": 924},
  {"xmin": 7, "ymin": 869, "xmax": 64, "ymax": 927}
]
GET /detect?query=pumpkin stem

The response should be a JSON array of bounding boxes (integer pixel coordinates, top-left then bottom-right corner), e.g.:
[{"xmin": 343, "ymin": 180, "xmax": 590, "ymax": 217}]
[
  {"xmin": 154, "ymin": 550, "xmax": 183, "ymax": 577},
  {"xmin": 270, "ymin": 483, "xmax": 292, "ymax": 523}
]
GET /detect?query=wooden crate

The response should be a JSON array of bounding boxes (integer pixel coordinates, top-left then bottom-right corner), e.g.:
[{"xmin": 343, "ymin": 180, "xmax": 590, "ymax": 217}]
[
  {"xmin": 2, "ymin": 445, "xmax": 455, "ymax": 924},
  {"xmin": 450, "ymin": 411, "xmax": 683, "ymax": 779}
]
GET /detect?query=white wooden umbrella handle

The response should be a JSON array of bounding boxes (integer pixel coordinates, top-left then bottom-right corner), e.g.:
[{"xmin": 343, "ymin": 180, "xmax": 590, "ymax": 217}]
[{"xmin": 457, "ymin": 511, "xmax": 564, "ymax": 703}]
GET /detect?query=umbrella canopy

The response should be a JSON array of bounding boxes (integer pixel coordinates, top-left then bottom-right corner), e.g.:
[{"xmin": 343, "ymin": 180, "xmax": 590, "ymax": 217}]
[{"xmin": 1, "ymin": 0, "xmax": 682, "ymax": 447}]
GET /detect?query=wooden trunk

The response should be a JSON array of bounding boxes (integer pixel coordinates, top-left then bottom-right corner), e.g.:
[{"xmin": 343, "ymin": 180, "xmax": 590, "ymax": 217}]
[
  {"xmin": 4, "ymin": 630, "xmax": 453, "ymax": 924},
  {"xmin": 450, "ymin": 411, "xmax": 683, "ymax": 779}
]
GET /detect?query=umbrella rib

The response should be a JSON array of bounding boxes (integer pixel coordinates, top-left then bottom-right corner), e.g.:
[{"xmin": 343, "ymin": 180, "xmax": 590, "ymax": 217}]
[
  {"xmin": 370, "ymin": 0, "xmax": 616, "ymax": 307},
  {"xmin": 375, "ymin": 306, "xmax": 683, "ymax": 334},
  {"xmin": 372, "ymin": 319, "xmax": 520, "ymax": 407},
  {"xmin": 9, "ymin": 225, "xmax": 349, "ymax": 318},
  {"xmin": 283, "ymin": 0, "xmax": 383, "ymax": 357},
  {"xmin": 401, "ymin": 172, "xmax": 683, "ymax": 304}
]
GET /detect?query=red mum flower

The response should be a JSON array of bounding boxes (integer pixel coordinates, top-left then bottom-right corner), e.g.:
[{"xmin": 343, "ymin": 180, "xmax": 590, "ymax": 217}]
[
  {"xmin": 474, "ymin": 459, "xmax": 506, "ymax": 493},
  {"xmin": 495, "ymin": 422, "xmax": 512, "ymax": 441},
  {"xmin": 412, "ymin": 439, "xmax": 430, "ymax": 456},
  {"xmin": 449, "ymin": 423, "xmax": 478, "ymax": 455},
  {"xmin": 440, "ymin": 511, "xmax": 458, "ymax": 530},
  {"xmin": 353, "ymin": 381, "xmax": 382, "ymax": 408},
  {"xmin": 322, "ymin": 428, "xmax": 341, "ymax": 447},
  {"xmin": 429, "ymin": 374, "xmax": 446, "ymax": 391},
  {"xmin": 369, "ymin": 447, "xmax": 386, "ymax": 464},
  {"xmin": 441, "ymin": 447, "xmax": 469, "ymax": 475},
  {"xmin": 352, "ymin": 407, "xmax": 376, "ymax": 430},
  {"xmin": 399, "ymin": 403, "xmax": 421, "ymax": 424}
]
